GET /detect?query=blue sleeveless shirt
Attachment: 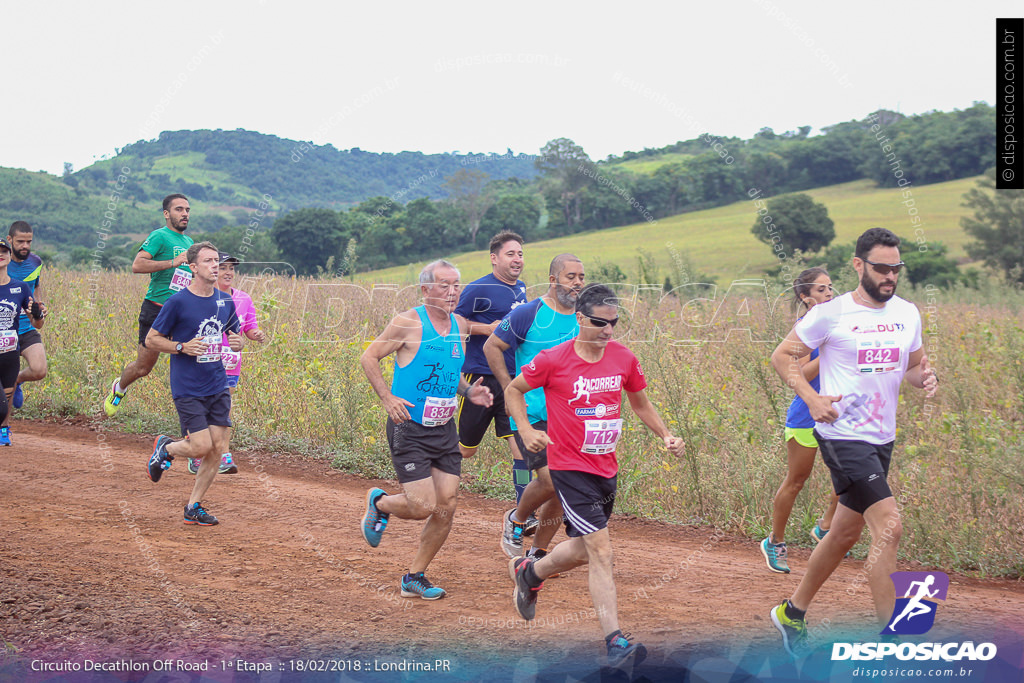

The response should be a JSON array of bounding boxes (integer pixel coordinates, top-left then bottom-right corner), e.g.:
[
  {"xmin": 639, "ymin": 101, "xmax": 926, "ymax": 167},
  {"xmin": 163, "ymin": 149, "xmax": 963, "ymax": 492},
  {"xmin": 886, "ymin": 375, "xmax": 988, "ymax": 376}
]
[{"xmin": 391, "ymin": 306, "xmax": 464, "ymax": 426}]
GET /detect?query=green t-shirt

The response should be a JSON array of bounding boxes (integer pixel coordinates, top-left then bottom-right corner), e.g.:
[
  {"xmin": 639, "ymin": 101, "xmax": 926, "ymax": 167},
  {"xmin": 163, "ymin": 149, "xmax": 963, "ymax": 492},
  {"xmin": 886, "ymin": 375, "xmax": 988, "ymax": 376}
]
[{"xmin": 139, "ymin": 227, "xmax": 194, "ymax": 304}]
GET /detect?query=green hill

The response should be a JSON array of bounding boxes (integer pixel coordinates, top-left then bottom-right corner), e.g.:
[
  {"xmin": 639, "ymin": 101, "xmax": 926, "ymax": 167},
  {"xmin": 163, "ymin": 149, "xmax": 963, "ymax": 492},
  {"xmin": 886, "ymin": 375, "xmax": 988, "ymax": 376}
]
[
  {"xmin": 1, "ymin": 129, "xmax": 540, "ymax": 251},
  {"xmin": 360, "ymin": 176, "xmax": 981, "ymax": 285}
]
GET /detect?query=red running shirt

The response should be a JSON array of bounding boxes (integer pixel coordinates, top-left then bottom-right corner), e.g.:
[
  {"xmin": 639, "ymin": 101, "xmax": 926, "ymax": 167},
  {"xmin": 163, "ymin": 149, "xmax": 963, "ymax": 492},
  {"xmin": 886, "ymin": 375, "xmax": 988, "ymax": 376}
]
[{"xmin": 521, "ymin": 339, "xmax": 646, "ymax": 477}]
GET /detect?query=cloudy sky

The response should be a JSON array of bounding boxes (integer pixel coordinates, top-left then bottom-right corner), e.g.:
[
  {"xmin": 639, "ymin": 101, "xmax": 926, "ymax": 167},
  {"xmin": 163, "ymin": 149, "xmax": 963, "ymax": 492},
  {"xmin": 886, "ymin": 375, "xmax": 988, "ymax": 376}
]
[{"xmin": 1, "ymin": 1, "xmax": 1013, "ymax": 175}]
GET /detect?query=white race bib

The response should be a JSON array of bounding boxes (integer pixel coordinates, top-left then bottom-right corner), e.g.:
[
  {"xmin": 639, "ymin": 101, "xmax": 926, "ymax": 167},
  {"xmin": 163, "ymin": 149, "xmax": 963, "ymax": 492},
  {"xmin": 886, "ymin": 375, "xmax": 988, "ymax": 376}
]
[
  {"xmin": 581, "ymin": 419, "xmax": 623, "ymax": 455},
  {"xmin": 0, "ymin": 330, "xmax": 16, "ymax": 354},
  {"xmin": 169, "ymin": 267, "xmax": 193, "ymax": 291},
  {"xmin": 197, "ymin": 334, "xmax": 223, "ymax": 363},
  {"xmin": 422, "ymin": 396, "xmax": 458, "ymax": 427}
]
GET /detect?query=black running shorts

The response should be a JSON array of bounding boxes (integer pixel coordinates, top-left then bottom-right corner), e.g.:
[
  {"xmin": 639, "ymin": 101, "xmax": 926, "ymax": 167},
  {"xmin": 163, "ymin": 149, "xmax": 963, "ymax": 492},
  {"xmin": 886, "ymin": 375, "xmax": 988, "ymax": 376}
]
[
  {"xmin": 549, "ymin": 469, "xmax": 617, "ymax": 538},
  {"xmin": 386, "ymin": 418, "xmax": 462, "ymax": 484},
  {"xmin": 456, "ymin": 373, "xmax": 512, "ymax": 448},
  {"xmin": 512, "ymin": 420, "xmax": 549, "ymax": 470},
  {"xmin": 815, "ymin": 430, "xmax": 895, "ymax": 515},
  {"xmin": 0, "ymin": 351, "xmax": 19, "ymax": 389},
  {"xmin": 138, "ymin": 299, "xmax": 163, "ymax": 347},
  {"xmin": 18, "ymin": 329, "xmax": 42, "ymax": 350},
  {"xmin": 173, "ymin": 390, "xmax": 232, "ymax": 437}
]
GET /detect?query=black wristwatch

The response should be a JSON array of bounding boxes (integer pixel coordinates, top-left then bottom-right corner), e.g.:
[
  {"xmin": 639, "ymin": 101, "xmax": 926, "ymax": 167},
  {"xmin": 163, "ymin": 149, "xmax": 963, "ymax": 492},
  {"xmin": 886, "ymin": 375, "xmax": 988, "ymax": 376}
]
[{"xmin": 175, "ymin": 342, "xmax": 183, "ymax": 354}]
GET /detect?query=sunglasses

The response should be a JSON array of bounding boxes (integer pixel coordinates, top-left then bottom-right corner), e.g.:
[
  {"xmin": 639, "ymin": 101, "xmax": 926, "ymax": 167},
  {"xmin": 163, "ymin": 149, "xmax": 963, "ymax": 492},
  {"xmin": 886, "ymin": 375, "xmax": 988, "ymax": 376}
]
[
  {"xmin": 863, "ymin": 258, "xmax": 905, "ymax": 276},
  {"xmin": 585, "ymin": 314, "xmax": 619, "ymax": 328}
]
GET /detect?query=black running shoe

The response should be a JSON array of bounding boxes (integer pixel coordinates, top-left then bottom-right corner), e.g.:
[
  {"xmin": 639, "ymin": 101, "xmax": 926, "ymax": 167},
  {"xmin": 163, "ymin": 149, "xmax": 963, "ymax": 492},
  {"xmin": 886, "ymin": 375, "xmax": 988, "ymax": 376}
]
[
  {"xmin": 147, "ymin": 435, "xmax": 174, "ymax": 482},
  {"xmin": 183, "ymin": 502, "xmax": 218, "ymax": 526},
  {"xmin": 509, "ymin": 556, "xmax": 542, "ymax": 620}
]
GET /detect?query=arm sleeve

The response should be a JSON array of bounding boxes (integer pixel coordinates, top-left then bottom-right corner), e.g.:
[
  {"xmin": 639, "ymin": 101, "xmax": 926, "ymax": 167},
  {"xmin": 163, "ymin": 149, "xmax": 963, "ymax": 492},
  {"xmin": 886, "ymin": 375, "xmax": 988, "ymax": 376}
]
[
  {"xmin": 909, "ymin": 305, "xmax": 923, "ymax": 354},
  {"xmin": 454, "ymin": 282, "xmax": 477, "ymax": 318},
  {"xmin": 139, "ymin": 230, "xmax": 162, "ymax": 255},
  {"xmin": 793, "ymin": 302, "xmax": 833, "ymax": 350},
  {"xmin": 519, "ymin": 347, "xmax": 552, "ymax": 390},
  {"xmin": 493, "ymin": 301, "xmax": 535, "ymax": 352},
  {"xmin": 623, "ymin": 351, "xmax": 648, "ymax": 393},
  {"xmin": 150, "ymin": 298, "xmax": 176, "ymax": 337}
]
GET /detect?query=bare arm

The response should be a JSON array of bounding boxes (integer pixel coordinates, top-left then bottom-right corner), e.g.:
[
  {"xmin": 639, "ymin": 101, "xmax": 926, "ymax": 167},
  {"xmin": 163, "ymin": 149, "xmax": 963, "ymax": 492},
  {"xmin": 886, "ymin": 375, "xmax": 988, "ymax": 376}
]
[
  {"xmin": 903, "ymin": 347, "xmax": 938, "ymax": 397},
  {"xmin": 144, "ymin": 327, "xmax": 208, "ymax": 356},
  {"xmin": 626, "ymin": 389, "xmax": 685, "ymax": 455},
  {"xmin": 483, "ymin": 334, "xmax": 513, "ymax": 390},
  {"xmin": 132, "ymin": 249, "xmax": 187, "ymax": 275},
  {"xmin": 800, "ymin": 353, "xmax": 820, "ymax": 382},
  {"xmin": 359, "ymin": 312, "xmax": 416, "ymax": 423},
  {"xmin": 771, "ymin": 330, "xmax": 841, "ymax": 423},
  {"xmin": 505, "ymin": 374, "xmax": 550, "ymax": 452}
]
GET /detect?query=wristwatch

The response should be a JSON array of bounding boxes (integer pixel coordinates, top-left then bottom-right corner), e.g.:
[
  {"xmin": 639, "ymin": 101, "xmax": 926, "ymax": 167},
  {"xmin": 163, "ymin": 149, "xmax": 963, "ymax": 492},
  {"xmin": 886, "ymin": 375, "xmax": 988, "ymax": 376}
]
[{"xmin": 175, "ymin": 342, "xmax": 184, "ymax": 354}]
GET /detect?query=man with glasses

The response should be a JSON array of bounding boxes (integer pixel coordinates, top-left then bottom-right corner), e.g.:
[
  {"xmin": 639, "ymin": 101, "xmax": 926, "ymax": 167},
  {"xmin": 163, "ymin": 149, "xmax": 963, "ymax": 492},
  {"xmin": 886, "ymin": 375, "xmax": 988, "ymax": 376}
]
[
  {"xmin": 504, "ymin": 283, "xmax": 685, "ymax": 668},
  {"xmin": 768, "ymin": 227, "xmax": 938, "ymax": 657}
]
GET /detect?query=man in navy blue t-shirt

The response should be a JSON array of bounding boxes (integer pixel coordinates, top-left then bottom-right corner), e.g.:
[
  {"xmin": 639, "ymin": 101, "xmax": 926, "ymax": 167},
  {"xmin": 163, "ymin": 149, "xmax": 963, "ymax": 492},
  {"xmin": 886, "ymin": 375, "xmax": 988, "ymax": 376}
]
[
  {"xmin": 144, "ymin": 241, "xmax": 244, "ymax": 526},
  {"xmin": 454, "ymin": 232, "xmax": 530, "ymax": 502}
]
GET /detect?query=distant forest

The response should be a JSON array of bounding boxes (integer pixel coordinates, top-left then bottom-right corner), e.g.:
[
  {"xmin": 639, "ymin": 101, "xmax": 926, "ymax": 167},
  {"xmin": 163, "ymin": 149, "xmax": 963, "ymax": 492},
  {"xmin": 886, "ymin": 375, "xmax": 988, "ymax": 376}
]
[{"xmin": 0, "ymin": 102, "xmax": 995, "ymax": 273}]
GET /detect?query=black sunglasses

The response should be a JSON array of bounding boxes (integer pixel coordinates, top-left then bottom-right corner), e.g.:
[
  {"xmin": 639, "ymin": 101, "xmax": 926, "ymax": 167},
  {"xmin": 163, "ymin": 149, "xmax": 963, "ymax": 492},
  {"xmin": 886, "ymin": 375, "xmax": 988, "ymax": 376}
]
[
  {"xmin": 585, "ymin": 314, "xmax": 619, "ymax": 328},
  {"xmin": 863, "ymin": 258, "xmax": 905, "ymax": 276}
]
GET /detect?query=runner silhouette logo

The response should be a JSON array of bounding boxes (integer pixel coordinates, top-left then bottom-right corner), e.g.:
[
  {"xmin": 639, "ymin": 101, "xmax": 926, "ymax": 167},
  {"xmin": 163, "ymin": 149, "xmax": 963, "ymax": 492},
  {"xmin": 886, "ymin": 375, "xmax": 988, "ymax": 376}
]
[{"xmin": 881, "ymin": 571, "xmax": 949, "ymax": 635}]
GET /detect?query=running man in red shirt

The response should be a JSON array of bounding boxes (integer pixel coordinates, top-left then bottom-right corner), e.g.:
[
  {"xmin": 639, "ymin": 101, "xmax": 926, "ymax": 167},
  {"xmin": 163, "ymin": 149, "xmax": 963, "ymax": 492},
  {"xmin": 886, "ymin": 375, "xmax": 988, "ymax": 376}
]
[{"xmin": 504, "ymin": 283, "xmax": 685, "ymax": 668}]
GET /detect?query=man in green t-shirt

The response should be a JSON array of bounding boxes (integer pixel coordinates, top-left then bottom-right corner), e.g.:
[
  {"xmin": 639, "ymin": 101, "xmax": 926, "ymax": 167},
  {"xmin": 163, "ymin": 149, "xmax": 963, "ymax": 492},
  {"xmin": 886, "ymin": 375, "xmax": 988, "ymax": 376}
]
[{"xmin": 104, "ymin": 194, "xmax": 195, "ymax": 417}]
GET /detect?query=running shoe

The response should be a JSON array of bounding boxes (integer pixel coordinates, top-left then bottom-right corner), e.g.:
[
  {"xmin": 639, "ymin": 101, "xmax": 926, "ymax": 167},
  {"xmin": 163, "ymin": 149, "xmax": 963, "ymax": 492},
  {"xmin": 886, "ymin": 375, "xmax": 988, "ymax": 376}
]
[
  {"xmin": 523, "ymin": 513, "xmax": 540, "ymax": 537},
  {"xmin": 183, "ymin": 502, "xmax": 218, "ymax": 526},
  {"xmin": 147, "ymin": 435, "xmax": 174, "ymax": 482},
  {"xmin": 760, "ymin": 536, "xmax": 791, "ymax": 574},
  {"xmin": 0, "ymin": 426, "xmax": 10, "ymax": 446},
  {"xmin": 810, "ymin": 523, "xmax": 829, "ymax": 544},
  {"xmin": 187, "ymin": 458, "xmax": 202, "ymax": 474},
  {"xmin": 361, "ymin": 488, "xmax": 389, "ymax": 548},
  {"xmin": 526, "ymin": 546, "xmax": 560, "ymax": 577},
  {"xmin": 509, "ymin": 556, "xmax": 542, "ymax": 620},
  {"xmin": 770, "ymin": 601, "xmax": 808, "ymax": 658},
  {"xmin": 606, "ymin": 631, "xmax": 648, "ymax": 669},
  {"xmin": 12, "ymin": 384, "xmax": 23, "ymax": 409},
  {"xmin": 103, "ymin": 379, "xmax": 126, "ymax": 417},
  {"xmin": 219, "ymin": 453, "xmax": 238, "ymax": 474},
  {"xmin": 502, "ymin": 509, "xmax": 525, "ymax": 558},
  {"xmin": 400, "ymin": 572, "xmax": 446, "ymax": 600}
]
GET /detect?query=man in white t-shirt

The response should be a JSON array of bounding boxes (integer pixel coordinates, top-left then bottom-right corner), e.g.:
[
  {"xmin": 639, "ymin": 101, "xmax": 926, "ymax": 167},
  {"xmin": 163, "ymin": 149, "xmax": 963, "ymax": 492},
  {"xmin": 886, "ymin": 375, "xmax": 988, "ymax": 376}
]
[{"xmin": 767, "ymin": 227, "xmax": 938, "ymax": 657}]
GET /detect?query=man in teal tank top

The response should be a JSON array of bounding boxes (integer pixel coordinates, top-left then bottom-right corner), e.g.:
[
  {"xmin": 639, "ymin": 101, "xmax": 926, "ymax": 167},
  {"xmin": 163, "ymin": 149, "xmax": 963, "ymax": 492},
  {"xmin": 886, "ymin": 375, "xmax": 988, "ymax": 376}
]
[
  {"xmin": 359, "ymin": 259, "xmax": 493, "ymax": 600},
  {"xmin": 104, "ymin": 194, "xmax": 194, "ymax": 417}
]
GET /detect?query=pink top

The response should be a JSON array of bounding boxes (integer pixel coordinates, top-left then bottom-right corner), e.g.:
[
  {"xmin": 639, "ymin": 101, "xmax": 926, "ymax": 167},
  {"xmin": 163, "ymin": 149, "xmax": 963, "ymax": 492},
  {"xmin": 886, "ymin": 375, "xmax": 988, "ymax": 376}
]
[{"xmin": 222, "ymin": 288, "xmax": 258, "ymax": 377}]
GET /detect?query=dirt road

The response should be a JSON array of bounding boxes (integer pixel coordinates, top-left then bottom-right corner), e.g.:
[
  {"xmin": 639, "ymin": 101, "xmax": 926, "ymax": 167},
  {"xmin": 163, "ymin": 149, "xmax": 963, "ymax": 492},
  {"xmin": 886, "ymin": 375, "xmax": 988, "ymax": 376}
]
[{"xmin": 2, "ymin": 420, "xmax": 1022, "ymax": 681}]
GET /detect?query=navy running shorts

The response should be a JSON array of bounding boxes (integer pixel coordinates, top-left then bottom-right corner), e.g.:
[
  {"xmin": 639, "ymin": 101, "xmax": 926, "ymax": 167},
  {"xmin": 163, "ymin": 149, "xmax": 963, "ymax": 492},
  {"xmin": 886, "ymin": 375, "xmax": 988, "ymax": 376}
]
[
  {"xmin": 173, "ymin": 390, "xmax": 232, "ymax": 437},
  {"xmin": 512, "ymin": 420, "xmax": 549, "ymax": 470}
]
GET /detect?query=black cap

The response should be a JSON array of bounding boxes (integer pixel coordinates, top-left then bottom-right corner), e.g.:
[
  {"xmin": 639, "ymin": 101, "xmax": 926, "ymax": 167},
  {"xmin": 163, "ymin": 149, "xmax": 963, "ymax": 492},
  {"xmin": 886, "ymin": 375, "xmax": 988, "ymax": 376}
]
[
  {"xmin": 218, "ymin": 251, "xmax": 240, "ymax": 264},
  {"xmin": 0, "ymin": 238, "xmax": 10, "ymax": 252}
]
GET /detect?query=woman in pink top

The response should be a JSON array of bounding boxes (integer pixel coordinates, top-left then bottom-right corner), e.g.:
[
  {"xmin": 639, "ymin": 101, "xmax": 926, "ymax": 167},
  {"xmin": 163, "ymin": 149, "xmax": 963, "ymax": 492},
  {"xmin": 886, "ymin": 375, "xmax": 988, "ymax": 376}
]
[{"xmin": 188, "ymin": 252, "xmax": 266, "ymax": 475}]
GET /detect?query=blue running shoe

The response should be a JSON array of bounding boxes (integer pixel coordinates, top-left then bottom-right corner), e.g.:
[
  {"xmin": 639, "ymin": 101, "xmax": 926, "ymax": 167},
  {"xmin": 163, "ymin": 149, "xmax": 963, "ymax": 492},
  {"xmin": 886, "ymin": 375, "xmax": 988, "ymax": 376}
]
[
  {"xmin": 147, "ymin": 435, "xmax": 174, "ymax": 482},
  {"xmin": 12, "ymin": 384, "xmax": 23, "ymax": 409},
  {"xmin": 606, "ymin": 631, "xmax": 648, "ymax": 669},
  {"xmin": 361, "ymin": 488, "xmax": 389, "ymax": 547},
  {"xmin": 400, "ymin": 572, "xmax": 446, "ymax": 600},
  {"xmin": 0, "ymin": 426, "xmax": 10, "ymax": 446},
  {"xmin": 810, "ymin": 523, "xmax": 828, "ymax": 543},
  {"xmin": 760, "ymin": 536, "xmax": 791, "ymax": 574}
]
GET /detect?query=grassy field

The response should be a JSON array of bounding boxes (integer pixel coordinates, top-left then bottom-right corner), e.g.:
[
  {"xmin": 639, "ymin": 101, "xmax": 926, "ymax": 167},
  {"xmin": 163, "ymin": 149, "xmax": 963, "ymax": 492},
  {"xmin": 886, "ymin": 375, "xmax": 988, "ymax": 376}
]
[
  {"xmin": 612, "ymin": 152, "xmax": 696, "ymax": 175},
  {"xmin": 25, "ymin": 260, "xmax": 1024, "ymax": 577},
  {"xmin": 363, "ymin": 177, "xmax": 982, "ymax": 287}
]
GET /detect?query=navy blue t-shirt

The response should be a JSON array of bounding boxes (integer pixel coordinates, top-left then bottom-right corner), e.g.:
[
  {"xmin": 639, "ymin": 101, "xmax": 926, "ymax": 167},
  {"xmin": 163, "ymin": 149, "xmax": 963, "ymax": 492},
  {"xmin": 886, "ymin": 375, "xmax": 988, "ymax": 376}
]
[
  {"xmin": 0, "ymin": 279, "xmax": 31, "ymax": 355},
  {"xmin": 455, "ymin": 273, "xmax": 527, "ymax": 375},
  {"xmin": 151, "ymin": 288, "xmax": 240, "ymax": 398}
]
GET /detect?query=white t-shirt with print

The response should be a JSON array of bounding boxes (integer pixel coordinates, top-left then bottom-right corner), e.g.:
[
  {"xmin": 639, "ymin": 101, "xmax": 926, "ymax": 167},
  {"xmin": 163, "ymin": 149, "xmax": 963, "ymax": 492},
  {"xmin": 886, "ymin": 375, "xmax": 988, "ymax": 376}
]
[{"xmin": 794, "ymin": 292, "xmax": 923, "ymax": 444}]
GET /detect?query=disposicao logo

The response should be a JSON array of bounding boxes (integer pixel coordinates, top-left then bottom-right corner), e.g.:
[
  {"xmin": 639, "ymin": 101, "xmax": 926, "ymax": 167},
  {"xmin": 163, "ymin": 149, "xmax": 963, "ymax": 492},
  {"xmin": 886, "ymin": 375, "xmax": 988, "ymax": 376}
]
[
  {"xmin": 831, "ymin": 571, "xmax": 998, "ymax": 662},
  {"xmin": 882, "ymin": 571, "xmax": 948, "ymax": 636}
]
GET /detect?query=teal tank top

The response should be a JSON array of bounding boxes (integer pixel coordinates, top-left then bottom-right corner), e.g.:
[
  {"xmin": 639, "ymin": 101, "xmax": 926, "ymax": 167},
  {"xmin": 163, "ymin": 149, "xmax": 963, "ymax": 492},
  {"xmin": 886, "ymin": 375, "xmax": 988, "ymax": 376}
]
[{"xmin": 391, "ymin": 306, "xmax": 464, "ymax": 426}]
